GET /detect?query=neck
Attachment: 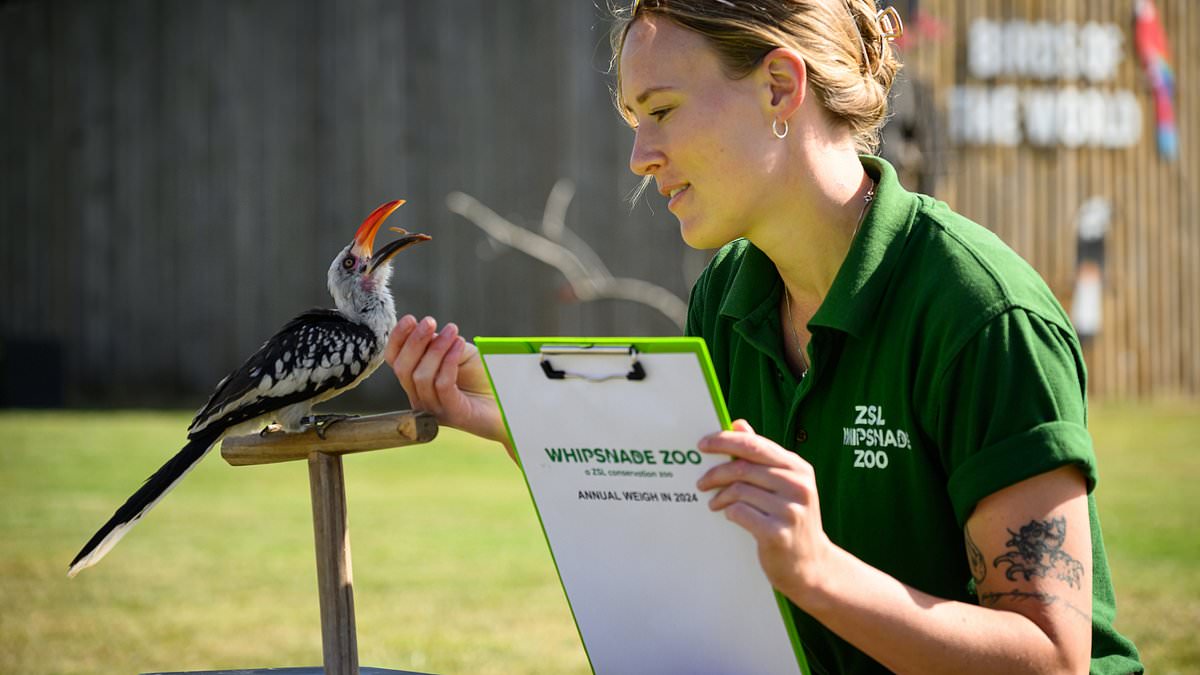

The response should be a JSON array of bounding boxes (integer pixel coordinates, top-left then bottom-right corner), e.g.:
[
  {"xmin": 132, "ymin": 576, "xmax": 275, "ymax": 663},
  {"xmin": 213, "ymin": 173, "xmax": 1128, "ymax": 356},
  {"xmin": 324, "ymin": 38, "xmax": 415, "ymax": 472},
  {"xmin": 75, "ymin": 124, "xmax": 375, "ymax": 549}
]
[
  {"xmin": 339, "ymin": 284, "xmax": 398, "ymax": 339},
  {"xmin": 745, "ymin": 140, "xmax": 870, "ymax": 307}
]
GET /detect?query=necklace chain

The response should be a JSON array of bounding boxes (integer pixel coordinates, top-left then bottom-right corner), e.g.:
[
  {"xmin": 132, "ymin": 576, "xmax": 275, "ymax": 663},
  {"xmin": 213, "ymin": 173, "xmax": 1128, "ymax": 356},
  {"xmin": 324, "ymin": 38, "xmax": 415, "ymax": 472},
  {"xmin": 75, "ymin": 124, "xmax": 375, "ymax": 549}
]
[
  {"xmin": 783, "ymin": 289, "xmax": 809, "ymax": 376},
  {"xmin": 782, "ymin": 180, "xmax": 876, "ymax": 378}
]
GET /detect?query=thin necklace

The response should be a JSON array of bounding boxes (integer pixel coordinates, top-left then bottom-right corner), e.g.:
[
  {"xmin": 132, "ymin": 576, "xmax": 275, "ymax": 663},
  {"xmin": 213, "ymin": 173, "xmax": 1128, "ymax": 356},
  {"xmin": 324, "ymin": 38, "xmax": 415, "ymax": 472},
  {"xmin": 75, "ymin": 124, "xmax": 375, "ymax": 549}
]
[
  {"xmin": 783, "ymin": 289, "xmax": 810, "ymax": 377},
  {"xmin": 782, "ymin": 180, "xmax": 876, "ymax": 378}
]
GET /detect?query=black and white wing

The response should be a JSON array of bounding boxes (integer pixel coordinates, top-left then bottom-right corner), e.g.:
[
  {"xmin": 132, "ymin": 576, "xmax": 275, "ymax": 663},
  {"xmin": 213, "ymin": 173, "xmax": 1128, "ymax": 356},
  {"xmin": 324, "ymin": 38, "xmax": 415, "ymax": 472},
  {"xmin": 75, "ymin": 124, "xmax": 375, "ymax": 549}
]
[{"xmin": 187, "ymin": 309, "xmax": 380, "ymax": 438}]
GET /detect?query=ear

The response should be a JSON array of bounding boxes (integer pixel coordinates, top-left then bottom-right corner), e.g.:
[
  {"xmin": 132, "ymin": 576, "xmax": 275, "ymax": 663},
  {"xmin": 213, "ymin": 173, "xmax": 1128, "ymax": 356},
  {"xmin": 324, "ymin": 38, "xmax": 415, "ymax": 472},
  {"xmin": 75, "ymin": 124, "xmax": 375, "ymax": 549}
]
[{"xmin": 759, "ymin": 47, "xmax": 807, "ymax": 121}]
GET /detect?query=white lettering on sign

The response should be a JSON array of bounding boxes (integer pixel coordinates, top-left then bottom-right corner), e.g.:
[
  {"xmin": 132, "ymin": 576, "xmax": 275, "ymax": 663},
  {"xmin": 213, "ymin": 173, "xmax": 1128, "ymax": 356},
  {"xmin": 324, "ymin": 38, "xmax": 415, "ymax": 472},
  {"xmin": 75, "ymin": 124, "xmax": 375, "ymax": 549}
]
[
  {"xmin": 952, "ymin": 18, "xmax": 1141, "ymax": 149},
  {"xmin": 950, "ymin": 86, "xmax": 1141, "ymax": 148},
  {"xmin": 968, "ymin": 19, "xmax": 1124, "ymax": 82}
]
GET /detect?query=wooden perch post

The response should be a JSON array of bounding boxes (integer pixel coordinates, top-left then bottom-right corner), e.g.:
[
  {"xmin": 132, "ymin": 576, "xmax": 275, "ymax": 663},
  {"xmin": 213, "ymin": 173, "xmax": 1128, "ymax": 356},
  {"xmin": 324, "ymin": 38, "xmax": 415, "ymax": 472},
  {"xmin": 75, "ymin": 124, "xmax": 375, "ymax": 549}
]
[{"xmin": 220, "ymin": 411, "xmax": 438, "ymax": 675}]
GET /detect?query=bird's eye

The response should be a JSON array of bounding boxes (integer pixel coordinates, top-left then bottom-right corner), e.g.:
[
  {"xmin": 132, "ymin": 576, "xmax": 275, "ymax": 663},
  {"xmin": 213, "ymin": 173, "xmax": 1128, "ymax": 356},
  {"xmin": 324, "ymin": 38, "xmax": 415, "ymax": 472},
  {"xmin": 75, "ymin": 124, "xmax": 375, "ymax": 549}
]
[{"xmin": 342, "ymin": 256, "xmax": 356, "ymax": 270}]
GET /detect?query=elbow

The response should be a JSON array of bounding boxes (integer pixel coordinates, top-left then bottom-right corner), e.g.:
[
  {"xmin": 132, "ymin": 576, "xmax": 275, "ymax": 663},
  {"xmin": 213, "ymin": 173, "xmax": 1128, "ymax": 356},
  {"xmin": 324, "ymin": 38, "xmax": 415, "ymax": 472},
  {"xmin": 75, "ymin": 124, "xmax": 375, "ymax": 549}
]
[{"xmin": 1042, "ymin": 626, "xmax": 1092, "ymax": 675}]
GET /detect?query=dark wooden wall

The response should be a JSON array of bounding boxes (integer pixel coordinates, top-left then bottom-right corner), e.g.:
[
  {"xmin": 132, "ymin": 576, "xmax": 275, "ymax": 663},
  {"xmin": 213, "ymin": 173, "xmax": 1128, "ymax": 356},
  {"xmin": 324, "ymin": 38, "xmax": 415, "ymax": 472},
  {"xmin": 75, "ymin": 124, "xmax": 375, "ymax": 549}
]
[
  {"xmin": 0, "ymin": 0, "xmax": 704, "ymax": 407},
  {"xmin": 1, "ymin": 0, "xmax": 1196, "ymax": 404}
]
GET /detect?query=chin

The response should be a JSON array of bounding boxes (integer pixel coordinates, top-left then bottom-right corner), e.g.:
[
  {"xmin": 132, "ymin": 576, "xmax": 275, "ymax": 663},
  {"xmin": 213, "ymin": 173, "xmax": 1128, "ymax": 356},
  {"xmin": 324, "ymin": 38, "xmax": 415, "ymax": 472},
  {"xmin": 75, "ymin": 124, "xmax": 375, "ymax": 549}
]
[{"xmin": 679, "ymin": 218, "xmax": 735, "ymax": 251}]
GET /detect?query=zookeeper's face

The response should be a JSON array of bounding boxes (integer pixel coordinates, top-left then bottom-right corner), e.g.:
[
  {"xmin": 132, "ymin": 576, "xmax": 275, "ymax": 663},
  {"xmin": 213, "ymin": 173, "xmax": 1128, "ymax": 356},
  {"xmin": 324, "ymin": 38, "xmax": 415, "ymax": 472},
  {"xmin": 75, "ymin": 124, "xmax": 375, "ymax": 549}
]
[{"xmin": 620, "ymin": 16, "xmax": 781, "ymax": 250}]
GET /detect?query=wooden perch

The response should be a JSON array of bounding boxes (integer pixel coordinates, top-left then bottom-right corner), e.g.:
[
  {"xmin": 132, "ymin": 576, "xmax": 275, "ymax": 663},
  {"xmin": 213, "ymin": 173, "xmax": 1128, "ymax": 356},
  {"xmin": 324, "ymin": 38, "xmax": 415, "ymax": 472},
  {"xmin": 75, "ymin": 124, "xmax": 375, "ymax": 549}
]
[
  {"xmin": 221, "ymin": 410, "xmax": 438, "ymax": 466},
  {"xmin": 217, "ymin": 410, "xmax": 439, "ymax": 675}
]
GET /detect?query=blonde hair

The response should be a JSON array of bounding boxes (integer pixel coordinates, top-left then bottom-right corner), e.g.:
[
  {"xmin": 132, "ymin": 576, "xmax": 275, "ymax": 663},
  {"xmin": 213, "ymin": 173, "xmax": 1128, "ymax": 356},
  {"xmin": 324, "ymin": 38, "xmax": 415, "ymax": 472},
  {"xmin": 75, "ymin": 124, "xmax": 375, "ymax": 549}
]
[{"xmin": 610, "ymin": 0, "xmax": 902, "ymax": 154}]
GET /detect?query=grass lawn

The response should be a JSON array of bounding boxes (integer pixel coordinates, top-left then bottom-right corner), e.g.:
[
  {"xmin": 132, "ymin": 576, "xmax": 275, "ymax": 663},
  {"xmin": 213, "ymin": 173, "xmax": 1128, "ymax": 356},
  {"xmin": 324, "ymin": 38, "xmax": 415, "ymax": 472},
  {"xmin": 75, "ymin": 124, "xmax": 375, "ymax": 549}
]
[{"xmin": 1, "ymin": 403, "xmax": 1196, "ymax": 674}]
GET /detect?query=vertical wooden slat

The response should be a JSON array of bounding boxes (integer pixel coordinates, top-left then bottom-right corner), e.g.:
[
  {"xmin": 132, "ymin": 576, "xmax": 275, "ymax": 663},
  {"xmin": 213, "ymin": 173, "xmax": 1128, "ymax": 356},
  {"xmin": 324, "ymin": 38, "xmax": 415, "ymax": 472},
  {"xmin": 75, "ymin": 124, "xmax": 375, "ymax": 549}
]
[{"xmin": 0, "ymin": 3, "xmax": 52, "ymax": 344}]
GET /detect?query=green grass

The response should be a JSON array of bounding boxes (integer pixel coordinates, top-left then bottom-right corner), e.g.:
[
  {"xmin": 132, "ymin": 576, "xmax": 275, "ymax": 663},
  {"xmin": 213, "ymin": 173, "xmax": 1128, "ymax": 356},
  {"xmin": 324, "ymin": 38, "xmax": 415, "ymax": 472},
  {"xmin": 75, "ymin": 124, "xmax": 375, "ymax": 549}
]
[
  {"xmin": 1, "ymin": 404, "xmax": 1196, "ymax": 674},
  {"xmin": 1087, "ymin": 402, "xmax": 1200, "ymax": 673},
  {"xmin": 0, "ymin": 412, "xmax": 589, "ymax": 675}
]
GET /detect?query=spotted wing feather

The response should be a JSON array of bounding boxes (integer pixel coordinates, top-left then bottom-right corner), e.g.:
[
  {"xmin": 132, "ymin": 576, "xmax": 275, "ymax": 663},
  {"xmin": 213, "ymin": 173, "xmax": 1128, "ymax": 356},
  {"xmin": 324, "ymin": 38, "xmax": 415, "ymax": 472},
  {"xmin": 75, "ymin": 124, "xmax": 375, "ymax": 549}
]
[{"xmin": 187, "ymin": 309, "xmax": 379, "ymax": 437}]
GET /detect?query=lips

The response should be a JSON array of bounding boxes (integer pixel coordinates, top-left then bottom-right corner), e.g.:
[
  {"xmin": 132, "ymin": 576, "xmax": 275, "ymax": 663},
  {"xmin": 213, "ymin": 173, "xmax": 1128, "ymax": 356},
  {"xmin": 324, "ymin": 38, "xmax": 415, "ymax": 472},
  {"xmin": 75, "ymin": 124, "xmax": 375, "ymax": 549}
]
[
  {"xmin": 666, "ymin": 184, "xmax": 690, "ymax": 209},
  {"xmin": 659, "ymin": 182, "xmax": 688, "ymax": 198}
]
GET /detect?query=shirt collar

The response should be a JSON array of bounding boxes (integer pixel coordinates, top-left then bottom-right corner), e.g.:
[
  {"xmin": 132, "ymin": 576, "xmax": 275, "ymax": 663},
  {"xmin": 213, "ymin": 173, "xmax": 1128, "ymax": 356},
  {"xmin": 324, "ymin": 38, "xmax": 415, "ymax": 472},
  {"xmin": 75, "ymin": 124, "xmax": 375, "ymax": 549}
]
[{"xmin": 718, "ymin": 155, "xmax": 919, "ymax": 340}]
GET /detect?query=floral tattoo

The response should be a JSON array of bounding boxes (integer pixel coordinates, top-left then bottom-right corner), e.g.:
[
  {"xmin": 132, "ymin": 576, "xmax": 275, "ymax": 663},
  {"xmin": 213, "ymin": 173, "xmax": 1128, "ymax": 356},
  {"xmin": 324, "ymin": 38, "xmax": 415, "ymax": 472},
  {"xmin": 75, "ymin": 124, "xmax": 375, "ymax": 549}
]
[{"xmin": 992, "ymin": 516, "xmax": 1084, "ymax": 590}]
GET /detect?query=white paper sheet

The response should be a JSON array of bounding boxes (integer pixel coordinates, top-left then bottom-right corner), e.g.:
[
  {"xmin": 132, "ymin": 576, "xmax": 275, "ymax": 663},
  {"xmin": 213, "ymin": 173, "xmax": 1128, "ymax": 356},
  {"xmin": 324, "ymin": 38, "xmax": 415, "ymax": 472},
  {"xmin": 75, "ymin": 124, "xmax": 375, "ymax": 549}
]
[{"xmin": 483, "ymin": 349, "xmax": 805, "ymax": 675}]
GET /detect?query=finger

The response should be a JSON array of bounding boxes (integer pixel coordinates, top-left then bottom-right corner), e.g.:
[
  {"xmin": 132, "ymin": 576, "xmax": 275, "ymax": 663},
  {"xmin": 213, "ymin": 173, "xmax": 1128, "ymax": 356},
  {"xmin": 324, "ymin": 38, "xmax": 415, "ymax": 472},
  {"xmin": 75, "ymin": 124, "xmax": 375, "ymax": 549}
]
[
  {"xmin": 723, "ymin": 501, "xmax": 780, "ymax": 540},
  {"xmin": 708, "ymin": 480, "xmax": 788, "ymax": 516},
  {"xmin": 412, "ymin": 322, "xmax": 460, "ymax": 411},
  {"xmin": 731, "ymin": 418, "xmax": 755, "ymax": 434},
  {"xmin": 697, "ymin": 461, "xmax": 805, "ymax": 498},
  {"xmin": 457, "ymin": 337, "xmax": 480, "ymax": 367},
  {"xmin": 385, "ymin": 314, "xmax": 418, "ymax": 364},
  {"xmin": 697, "ymin": 429, "xmax": 797, "ymax": 469},
  {"xmin": 393, "ymin": 316, "xmax": 437, "ymax": 406},
  {"xmin": 434, "ymin": 338, "xmax": 466, "ymax": 408}
]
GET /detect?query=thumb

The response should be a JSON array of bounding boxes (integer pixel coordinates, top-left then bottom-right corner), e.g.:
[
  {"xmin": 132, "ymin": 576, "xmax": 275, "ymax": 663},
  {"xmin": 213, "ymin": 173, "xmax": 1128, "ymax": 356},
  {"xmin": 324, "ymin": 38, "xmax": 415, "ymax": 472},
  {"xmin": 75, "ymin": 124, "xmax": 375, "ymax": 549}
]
[{"xmin": 731, "ymin": 418, "xmax": 755, "ymax": 434}]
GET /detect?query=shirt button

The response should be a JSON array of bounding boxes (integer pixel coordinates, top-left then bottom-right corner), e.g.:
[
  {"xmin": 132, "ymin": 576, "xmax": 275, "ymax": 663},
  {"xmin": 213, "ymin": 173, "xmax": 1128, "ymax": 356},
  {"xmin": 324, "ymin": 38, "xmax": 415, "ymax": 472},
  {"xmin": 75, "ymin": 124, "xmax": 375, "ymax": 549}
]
[{"xmin": 795, "ymin": 428, "xmax": 809, "ymax": 443}]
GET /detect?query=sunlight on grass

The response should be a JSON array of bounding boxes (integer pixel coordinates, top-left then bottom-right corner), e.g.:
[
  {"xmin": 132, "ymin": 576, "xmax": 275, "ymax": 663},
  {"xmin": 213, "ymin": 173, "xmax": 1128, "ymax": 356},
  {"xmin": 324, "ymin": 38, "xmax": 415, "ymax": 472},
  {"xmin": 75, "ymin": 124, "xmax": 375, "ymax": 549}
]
[
  {"xmin": 1, "ymin": 404, "xmax": 1196, "ymax": 673},
  {"xmin": 0, "ymin": 411, "xmax": 588, "ymax": 675},
  {"xmin": 1088, "ymin": 401, "xmax": 1200, "ymax": 673}
]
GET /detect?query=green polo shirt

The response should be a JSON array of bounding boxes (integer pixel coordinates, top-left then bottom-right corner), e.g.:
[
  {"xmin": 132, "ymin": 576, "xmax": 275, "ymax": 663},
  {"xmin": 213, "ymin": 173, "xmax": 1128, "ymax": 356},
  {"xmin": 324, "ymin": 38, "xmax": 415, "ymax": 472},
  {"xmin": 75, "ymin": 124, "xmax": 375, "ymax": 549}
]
[{"xmin": 685, "ymin": 156, "xmax": 1142, "ymax": 674}]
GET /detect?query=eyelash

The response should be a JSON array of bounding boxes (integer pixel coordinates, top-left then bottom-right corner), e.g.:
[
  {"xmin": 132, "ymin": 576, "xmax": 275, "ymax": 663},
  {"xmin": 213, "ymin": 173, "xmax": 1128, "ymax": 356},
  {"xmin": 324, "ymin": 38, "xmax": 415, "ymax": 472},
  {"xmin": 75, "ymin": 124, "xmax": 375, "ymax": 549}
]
[{"xmin": 649, "ymin": 107, "xmax": 672, "ymax": 122}]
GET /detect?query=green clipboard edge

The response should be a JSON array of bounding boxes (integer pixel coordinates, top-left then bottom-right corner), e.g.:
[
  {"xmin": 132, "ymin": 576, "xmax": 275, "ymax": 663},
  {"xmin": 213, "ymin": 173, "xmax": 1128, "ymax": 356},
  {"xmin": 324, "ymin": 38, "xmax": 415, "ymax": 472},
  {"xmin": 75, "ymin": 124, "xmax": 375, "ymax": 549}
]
[{"xmin": 474, "ymin": 336, "xmax": 810, "ymax": 675}]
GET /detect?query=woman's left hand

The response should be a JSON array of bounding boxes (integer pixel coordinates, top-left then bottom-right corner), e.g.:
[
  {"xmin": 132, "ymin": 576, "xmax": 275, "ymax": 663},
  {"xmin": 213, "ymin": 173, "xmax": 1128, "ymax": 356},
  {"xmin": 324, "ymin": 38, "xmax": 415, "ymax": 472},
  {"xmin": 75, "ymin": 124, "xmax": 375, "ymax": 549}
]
[{"xmin": 696, "ymin": 419, "xmax": 835, "ymax": 606}]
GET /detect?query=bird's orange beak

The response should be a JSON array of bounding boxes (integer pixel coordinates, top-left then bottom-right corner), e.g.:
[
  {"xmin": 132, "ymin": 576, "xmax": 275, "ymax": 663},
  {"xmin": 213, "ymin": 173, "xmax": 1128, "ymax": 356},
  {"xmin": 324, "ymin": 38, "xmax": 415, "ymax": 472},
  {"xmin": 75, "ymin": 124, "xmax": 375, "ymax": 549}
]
[{"xmin": 352, "ymin": 199, "xmax": 407, "ymax": 257}]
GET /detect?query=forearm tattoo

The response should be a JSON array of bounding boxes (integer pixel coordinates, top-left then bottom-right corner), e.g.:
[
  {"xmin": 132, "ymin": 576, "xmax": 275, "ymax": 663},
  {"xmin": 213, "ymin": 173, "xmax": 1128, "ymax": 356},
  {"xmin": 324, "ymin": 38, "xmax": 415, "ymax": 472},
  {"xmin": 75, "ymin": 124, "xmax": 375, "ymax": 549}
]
[{"xmin": 992, "ymin": 516, "xmax": 1084, "ymax": 589}]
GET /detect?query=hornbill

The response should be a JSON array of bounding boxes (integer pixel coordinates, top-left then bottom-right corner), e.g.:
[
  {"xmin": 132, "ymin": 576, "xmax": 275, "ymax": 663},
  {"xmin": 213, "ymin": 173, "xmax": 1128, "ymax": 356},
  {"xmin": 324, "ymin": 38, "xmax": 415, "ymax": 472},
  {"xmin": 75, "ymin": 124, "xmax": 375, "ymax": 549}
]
[{"xmin": 67, "ymin": 200, "xmax": 430, "ymax": 577}]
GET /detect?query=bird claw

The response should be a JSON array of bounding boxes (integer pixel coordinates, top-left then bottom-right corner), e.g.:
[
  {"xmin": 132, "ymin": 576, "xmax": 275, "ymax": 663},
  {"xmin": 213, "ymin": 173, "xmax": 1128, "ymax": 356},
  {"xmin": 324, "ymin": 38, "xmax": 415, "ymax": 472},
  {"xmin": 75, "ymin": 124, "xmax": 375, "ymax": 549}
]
[
  {"xmin": 303, "ymin": 413, "xmax": 359, "ymax": 439},
  {"xmin": 259, "ymin": 424, "xmax": 284, "ymax": 437}
]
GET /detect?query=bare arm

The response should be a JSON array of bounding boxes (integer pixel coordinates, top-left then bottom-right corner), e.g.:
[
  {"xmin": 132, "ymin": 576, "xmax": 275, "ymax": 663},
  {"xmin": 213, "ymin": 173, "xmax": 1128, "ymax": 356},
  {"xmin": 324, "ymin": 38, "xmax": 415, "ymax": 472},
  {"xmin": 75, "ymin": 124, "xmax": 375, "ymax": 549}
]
[{"xmin": 697, "ymin": 420, "xmax": 1091, "ymax": 674}]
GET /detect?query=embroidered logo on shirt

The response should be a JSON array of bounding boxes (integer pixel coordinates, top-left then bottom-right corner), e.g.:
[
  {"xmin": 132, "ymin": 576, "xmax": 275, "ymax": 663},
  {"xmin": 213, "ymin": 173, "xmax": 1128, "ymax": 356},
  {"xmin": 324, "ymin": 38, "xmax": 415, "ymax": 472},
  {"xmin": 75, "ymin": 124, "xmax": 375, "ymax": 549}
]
[{"xmin": 843, "ymin": 405, "xmax": 912, "ymax": 469}]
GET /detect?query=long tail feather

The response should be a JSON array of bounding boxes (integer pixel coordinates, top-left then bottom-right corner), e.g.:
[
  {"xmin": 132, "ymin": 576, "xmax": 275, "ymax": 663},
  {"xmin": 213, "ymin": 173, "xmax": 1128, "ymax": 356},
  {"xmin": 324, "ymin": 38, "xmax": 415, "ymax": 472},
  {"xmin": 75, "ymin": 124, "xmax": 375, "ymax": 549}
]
[{"xmin": 67, "ymin": 428, "xmax": 223, "ymax": 577}]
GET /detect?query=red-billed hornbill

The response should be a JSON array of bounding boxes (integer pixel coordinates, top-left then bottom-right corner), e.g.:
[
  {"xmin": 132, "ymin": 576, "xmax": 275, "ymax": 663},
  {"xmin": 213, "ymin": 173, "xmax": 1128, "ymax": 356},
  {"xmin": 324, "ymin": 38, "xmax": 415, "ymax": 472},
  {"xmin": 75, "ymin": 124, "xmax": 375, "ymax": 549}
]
[{"xmin": 67, "ymin": 200, "xmax": 429, "ymax": 577}]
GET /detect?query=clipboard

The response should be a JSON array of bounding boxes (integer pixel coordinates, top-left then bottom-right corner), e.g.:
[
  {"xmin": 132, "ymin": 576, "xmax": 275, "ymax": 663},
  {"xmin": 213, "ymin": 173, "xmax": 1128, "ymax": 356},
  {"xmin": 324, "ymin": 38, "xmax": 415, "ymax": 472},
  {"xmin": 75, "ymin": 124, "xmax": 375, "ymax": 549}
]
[{"xmin": 476, "ymin": 337, "xmax": 810, "ymax": 675}]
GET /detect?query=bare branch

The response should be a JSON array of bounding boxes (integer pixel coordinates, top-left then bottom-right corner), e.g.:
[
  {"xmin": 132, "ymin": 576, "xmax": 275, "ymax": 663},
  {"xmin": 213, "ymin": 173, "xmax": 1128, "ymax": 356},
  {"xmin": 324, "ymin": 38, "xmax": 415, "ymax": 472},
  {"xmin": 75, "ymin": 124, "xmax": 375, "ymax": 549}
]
[
  {"xmin": 446, "ymin": 191, "xmax": 604, "ymax": 297},
  {"xmin": 447, "ymin": 185, "xmax": 687, "ymax": 330},
  {"xmin": 541, "ymin": 179, "xmax": 613, "ymax": 281}
]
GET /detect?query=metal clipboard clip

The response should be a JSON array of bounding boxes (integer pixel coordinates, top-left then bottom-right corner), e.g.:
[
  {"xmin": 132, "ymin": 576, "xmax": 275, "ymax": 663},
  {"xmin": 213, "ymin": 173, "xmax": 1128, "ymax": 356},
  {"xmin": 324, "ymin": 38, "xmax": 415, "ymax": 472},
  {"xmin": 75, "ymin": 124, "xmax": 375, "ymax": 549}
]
[{"xmin": 539, "ymin": 344, "xmax": 647, "ymax": 382}]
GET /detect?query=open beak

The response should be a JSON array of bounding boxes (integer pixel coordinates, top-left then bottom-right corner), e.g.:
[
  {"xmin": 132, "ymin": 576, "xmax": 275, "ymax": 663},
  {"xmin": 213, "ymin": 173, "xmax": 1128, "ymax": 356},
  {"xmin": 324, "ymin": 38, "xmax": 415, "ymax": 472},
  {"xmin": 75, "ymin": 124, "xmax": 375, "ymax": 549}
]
[
  {"xmin": 368, "ymin": 229, "xmax": 431, "ymax": 274},
  {"xmin": 352, "ymin": 199, "xmax": 407, "ymax": 258}
]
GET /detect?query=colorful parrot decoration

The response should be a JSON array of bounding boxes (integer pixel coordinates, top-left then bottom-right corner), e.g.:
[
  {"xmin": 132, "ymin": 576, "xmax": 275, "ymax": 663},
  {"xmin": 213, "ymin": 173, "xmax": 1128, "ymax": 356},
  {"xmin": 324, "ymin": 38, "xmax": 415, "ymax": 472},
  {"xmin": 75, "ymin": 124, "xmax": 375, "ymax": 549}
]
[{"xmin": 1134, "ymin": 0, "xmax": 1178, "ymax": 160}]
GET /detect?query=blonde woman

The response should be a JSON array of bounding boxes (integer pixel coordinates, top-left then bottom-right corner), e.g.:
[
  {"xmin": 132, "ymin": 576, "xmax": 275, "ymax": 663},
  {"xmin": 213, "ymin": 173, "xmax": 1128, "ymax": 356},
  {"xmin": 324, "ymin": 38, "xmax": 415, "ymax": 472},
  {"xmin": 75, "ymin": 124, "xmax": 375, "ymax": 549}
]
[{"xmin": 387, "ymin": 1, "xmax": 1141, "ymax": 672}]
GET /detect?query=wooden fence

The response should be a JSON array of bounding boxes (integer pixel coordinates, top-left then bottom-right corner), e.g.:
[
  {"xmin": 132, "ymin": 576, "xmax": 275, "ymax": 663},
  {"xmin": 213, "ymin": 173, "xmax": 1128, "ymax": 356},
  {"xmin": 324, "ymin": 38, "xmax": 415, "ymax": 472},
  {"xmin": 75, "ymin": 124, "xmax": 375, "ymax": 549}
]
[
  {"xmin": 899, "ymin": 0, "xmax": 1198, "ymax": 399},
  {"xmin": 1, "ymin": 0, "xmax": 1196, "ymax": 404}
]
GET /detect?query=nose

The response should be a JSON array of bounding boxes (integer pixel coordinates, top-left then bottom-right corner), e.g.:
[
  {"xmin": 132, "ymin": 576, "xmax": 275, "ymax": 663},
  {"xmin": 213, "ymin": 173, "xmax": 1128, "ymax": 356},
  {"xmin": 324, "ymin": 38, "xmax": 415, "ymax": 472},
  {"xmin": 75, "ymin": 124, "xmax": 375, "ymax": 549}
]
[{"xmin": 629, "ymin": 128, "xmax": 664, "ymax": 177}]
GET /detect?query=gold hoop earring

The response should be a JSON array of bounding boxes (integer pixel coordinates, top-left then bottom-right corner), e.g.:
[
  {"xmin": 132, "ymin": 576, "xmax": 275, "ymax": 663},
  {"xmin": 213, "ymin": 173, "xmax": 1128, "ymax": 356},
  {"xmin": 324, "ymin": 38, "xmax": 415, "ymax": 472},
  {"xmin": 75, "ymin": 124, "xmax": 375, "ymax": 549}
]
[{"xmin": 772, "ymin": 118, "xmax": 789, "ymax": 139}]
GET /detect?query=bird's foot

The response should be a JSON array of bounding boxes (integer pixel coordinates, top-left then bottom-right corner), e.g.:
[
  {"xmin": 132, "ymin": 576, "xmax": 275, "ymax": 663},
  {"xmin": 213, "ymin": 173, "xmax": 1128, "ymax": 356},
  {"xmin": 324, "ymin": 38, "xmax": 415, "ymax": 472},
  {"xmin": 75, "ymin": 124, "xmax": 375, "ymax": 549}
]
[
  {"xmin": 259, "ymin": 423, "xmax": 285, "ymax": 437},
  {"xmin": 302, "ymin": 413, "xmax": 359, "ymax": 440}
]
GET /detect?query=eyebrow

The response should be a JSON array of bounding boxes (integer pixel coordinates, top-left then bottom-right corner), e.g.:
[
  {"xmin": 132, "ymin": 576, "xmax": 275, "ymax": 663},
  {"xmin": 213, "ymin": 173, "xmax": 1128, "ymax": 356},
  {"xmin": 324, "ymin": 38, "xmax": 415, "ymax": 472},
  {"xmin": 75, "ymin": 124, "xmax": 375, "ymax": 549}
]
[{"xmin": 634, "ymin": 86, "xmax": 676, "ymax": 105}]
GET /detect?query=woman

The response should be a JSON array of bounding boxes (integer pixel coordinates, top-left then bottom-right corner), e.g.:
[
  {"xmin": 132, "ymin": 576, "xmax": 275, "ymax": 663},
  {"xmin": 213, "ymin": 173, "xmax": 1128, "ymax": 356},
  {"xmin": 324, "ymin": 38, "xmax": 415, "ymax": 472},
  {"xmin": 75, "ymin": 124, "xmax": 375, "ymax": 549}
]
[{"xmin": 386, "ymin": 1, "xmax": 1142, "ymax": 672}]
